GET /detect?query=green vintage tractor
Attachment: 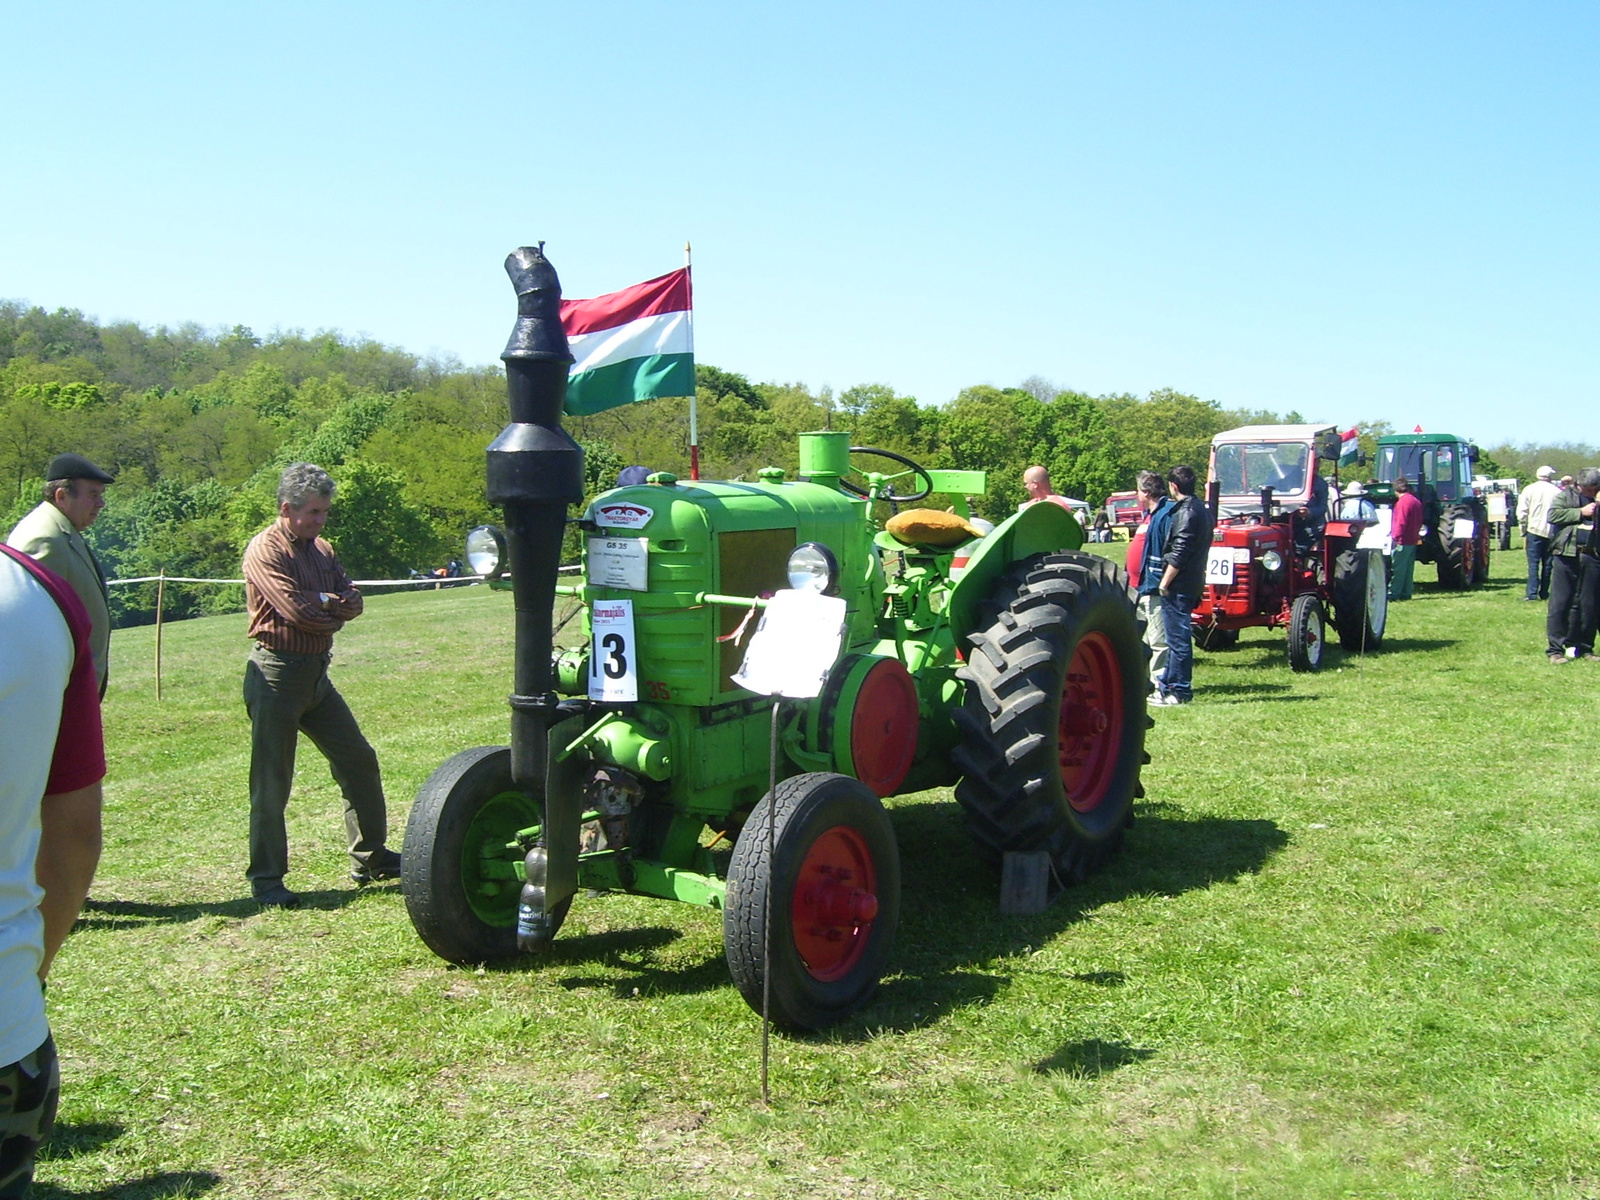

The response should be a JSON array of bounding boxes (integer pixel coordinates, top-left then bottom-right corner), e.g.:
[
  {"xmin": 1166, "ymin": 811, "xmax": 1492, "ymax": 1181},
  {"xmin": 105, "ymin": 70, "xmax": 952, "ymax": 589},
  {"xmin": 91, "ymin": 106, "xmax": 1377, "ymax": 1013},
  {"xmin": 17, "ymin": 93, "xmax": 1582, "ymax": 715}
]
[
  {"xmin": 401, "ymin": 248, "xmax": 1150, "ymax": 1030},
  {"xmin": 1371, "ymin": 432, "xmax": 1491, "ymax": 589}
]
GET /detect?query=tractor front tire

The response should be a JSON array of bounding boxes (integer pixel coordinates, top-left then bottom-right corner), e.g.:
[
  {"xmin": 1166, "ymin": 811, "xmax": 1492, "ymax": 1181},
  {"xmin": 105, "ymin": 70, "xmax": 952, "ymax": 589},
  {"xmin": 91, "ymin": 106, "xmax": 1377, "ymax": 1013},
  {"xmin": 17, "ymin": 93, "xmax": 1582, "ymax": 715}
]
[
  {"xmin": 723, "ymin": 772, "xmax": 900, "ymax": 1031},
  {"xmin": 403, "ymin": 745, "xmax": 563, "ymax": 965},
  {"xmin": 1332, "ymin": 547, "xmax": 1387, "ymax": 652},
  {"xmin": 952, "ymin": 552, "xmax": 1147, "ymax": 886},
  {"xmin": 1286, "ymin": 593, "xmax": 1325, "ymax": 671}
]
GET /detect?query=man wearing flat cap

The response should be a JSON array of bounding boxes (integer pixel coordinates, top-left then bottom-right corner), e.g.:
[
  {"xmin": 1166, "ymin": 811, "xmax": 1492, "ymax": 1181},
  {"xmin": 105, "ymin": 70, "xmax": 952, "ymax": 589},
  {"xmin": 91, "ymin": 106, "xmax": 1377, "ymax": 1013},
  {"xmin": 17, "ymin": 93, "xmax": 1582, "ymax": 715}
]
[{"xmin": 6, "ymin": 454, "xmax": 115, "ymax": 696}]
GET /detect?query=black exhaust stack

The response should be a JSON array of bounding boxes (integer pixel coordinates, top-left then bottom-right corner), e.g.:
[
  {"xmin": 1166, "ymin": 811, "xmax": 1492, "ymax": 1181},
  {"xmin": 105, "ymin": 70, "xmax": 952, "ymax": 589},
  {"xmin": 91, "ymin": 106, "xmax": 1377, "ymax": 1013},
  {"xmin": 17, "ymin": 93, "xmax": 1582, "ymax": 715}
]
[{"xmin": 486, "ymin": 244, "xmax": 585, "ymax": 951}]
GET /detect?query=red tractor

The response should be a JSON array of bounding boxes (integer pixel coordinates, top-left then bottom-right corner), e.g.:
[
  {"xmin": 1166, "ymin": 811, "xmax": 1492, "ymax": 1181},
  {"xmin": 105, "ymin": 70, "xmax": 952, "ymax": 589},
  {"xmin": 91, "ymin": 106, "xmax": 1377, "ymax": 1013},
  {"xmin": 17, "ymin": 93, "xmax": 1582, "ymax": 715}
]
[{"xmin": 1194, "ymin": 424, "xmax": 1388, "ymax": 670}]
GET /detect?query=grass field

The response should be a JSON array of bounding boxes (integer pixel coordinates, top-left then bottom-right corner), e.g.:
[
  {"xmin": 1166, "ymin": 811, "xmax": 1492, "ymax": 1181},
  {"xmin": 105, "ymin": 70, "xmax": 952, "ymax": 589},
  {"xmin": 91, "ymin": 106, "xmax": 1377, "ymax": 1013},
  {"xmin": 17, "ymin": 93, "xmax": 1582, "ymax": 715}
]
[{"xmin": 35, "ymin": 549, "xmax": 1600, "ymax": 1199}]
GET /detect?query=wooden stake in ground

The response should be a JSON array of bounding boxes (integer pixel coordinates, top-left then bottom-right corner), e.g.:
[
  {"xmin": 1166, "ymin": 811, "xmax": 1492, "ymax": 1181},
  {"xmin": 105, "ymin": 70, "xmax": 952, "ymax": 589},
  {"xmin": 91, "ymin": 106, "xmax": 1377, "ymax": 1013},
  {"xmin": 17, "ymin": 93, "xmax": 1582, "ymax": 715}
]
[{"xmin": 155, "ymin": 569, "xmax": 166, "ymax": 701}]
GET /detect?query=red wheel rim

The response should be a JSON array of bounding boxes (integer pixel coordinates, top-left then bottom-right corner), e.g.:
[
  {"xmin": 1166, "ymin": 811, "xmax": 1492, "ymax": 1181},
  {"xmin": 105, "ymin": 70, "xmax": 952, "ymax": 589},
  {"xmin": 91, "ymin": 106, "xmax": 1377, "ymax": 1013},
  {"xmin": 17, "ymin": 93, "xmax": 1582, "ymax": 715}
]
[
  {"xmin": 790, "ymin": 825, "xmax": 880, "ymax": 982},
  {"xmin": 1058, "ymin": 631, "xmax": 1124, "ymax": 813},
  {"xmin": 849, "ymin": 660, "xmax": 918, "ymax": 797}
]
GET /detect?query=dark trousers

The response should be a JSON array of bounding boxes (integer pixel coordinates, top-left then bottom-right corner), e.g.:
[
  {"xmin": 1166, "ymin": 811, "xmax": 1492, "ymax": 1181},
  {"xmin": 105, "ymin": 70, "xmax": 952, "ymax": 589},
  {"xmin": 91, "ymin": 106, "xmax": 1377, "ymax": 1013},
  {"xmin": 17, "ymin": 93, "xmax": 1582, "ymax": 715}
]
[
  {"xmin": 1524, "ymin": 534, "xmax": 1552, "ymax": 599},
  {"xmin": 1547, "ymin": 555, "xmax": 1600, "ymax": 657},
  {"xmin": 243, "ymin": 646, "xmax": 389, "ymax": 890},
  {"xmin": 0, "ymin": 1035, "xmax": 57, "ymax": 1199},
  {"xmin": 1160, "ymin": 592, "xmax": 1198, "ymax": 700}
]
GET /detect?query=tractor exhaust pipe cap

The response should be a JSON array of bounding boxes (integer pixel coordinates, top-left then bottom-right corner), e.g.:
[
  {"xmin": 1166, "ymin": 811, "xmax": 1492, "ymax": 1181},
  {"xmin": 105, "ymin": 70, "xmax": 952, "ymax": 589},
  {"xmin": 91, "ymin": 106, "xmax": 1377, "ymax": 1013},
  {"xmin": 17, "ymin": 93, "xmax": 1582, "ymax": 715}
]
[{"xmin": 501, "ymin": 243, "xmax": 574, "ymax": 364}]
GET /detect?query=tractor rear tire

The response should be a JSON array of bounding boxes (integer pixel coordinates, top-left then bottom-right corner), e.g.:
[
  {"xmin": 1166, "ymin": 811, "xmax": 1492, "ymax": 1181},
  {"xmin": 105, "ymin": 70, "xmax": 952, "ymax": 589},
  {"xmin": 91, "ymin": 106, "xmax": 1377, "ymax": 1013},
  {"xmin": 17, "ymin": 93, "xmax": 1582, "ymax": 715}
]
[
  {"xmin": 1286, "ymin": 593, "xmax": 1325, "ymax": 672},
  {"xmin": 1434, "ymin": 506, "xmax": 1471, "ymax": 590},
  {"xmin": 723, "ymin": 772, "xmax": 900, "ymax": 1031},
  {"xmin": 951, "ymin": 551, "xmax": 1148, "ymax": 886},
  {"xmin": 1332, "ymin": 547, "xmax": 1387, "ymax": 652},
  {"xmin": 402, "ymin": 746, "xmax": 565, "ymax": 965}
]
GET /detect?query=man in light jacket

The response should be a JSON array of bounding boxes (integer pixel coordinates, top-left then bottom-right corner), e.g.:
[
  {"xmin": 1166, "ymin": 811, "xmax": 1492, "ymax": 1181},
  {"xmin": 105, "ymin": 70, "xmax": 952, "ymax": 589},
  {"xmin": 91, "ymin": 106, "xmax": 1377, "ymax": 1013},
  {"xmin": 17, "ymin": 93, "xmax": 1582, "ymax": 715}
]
[
  {"xmin": 6, "ymin": 454, "xmax": 115, "ymax": 696},
  {"xmin": 1516, "ymin": 465, "xmax": 1561, "ymax": 602}
]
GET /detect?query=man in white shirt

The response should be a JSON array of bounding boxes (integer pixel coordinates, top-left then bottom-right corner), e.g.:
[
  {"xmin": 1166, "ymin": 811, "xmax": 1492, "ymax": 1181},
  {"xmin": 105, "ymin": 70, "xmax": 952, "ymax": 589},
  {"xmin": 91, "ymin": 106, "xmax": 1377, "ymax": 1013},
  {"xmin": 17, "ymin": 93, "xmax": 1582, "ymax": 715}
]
[
  {"xmin": 1517, "ymin": 465, "xmax": 1562, "ymax": 601},
  {"xmin": 0, "ymin": 547, "xmax": 105, "ymax": 1196}
]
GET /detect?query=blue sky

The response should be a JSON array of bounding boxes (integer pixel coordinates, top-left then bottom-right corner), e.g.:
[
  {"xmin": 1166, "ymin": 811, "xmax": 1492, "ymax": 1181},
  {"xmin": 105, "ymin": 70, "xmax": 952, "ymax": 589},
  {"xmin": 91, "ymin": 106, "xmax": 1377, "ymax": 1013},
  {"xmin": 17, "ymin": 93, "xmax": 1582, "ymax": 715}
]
[{"xmin": 5, "ymin": 2, "xmax": 1594, "ymax": 448}]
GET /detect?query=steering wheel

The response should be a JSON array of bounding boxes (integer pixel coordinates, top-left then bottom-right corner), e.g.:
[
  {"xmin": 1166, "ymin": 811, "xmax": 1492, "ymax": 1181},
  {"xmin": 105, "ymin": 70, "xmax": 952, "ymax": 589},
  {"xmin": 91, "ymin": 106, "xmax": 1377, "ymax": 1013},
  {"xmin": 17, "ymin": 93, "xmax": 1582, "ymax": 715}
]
[{"xmin": 838, "ymin": 446, "xmax": 934, "ymax": 504}]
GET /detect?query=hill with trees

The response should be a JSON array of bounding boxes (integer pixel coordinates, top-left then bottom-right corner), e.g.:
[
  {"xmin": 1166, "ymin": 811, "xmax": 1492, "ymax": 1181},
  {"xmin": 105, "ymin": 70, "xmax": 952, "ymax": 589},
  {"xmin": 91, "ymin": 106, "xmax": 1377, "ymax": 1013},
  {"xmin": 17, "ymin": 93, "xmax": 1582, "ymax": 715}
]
[{"xmin": 5, "ymin": 300, "xmax": 1582, "ymax": 629}]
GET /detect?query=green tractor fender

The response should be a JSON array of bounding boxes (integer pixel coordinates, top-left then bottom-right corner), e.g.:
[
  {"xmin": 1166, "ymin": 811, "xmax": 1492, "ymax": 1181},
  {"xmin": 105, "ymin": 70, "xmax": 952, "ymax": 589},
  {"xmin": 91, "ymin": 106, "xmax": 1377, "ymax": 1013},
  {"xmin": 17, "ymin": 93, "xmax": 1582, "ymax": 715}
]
[{"xmin": 945, "ymin": 500, "xmax": 1085, "ymax": 646}]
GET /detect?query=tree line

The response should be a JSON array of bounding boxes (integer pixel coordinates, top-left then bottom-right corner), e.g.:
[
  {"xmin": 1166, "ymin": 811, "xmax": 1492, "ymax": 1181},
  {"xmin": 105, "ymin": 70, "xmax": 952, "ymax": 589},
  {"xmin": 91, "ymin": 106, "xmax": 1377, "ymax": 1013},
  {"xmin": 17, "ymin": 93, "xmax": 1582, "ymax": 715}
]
[{"xmin": 2, "ymin": 301, "xmax": 1585, "ymax": 629}]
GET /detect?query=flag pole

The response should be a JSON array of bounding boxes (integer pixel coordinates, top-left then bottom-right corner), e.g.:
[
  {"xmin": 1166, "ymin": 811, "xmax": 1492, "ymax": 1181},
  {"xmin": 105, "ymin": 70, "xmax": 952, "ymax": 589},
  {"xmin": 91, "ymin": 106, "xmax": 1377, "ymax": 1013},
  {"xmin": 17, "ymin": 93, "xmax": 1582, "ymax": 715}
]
[{"xmin": 686, "ymin": 241, "xmax": 699, "ymax": 480}]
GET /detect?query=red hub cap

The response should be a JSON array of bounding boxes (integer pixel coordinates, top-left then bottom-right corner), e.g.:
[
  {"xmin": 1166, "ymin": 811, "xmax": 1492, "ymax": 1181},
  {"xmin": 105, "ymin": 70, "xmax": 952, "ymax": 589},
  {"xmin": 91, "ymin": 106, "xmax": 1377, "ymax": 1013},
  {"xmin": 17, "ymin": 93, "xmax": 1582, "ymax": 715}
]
[
  {"xmin": 1058, "ymin": 631, "xmax": 1124, "ymax": 813},
  {"xmin": 791, "ymin": 825, "xmax": 879, "ymax": 981}
]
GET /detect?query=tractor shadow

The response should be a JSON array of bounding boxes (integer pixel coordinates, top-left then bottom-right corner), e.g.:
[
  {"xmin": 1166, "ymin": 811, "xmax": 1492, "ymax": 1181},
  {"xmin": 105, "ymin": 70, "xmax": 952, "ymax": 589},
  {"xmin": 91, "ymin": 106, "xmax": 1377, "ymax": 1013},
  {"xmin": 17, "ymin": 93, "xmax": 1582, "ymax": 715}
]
[
  {"xmin": 820, "ymin": 795, "xmax": 1289, "ymax": 1040},
  {"xmin": 541, "ymin": 927, "xmax": 736, "ymax": 999}
]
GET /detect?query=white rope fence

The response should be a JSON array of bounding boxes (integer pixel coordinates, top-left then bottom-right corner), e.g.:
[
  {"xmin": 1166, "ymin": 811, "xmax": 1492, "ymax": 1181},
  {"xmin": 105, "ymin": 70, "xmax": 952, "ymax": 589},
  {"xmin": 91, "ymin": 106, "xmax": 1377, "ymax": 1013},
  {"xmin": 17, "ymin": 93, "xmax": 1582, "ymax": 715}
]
[
  {"xmin": 108, "ymin": 564, "xmax": 583, "ymax": 587},
  {"xmin": 110, "ymin": 564, "xmax": 583, "ymax": 699}
]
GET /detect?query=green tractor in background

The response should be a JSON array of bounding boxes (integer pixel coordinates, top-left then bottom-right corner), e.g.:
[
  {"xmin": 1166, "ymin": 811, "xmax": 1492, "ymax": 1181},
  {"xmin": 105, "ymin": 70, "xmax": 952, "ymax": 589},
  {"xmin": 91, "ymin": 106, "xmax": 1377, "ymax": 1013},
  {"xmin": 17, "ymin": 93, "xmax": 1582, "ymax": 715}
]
[
  {"xmin": 1370, "ymin": 432, "xmax": 1491, "ymax": 589},
  {"xmin": 400, "ymin": 248, "xmax": 1150, "ymax": 1031}
]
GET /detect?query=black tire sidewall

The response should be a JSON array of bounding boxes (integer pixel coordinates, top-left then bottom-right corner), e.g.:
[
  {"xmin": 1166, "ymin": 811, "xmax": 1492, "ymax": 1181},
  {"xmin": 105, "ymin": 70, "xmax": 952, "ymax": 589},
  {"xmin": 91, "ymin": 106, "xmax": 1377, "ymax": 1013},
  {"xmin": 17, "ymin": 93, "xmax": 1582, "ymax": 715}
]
[
  {"xmin": 403, "ymin": 745, "xmax": 532, "ymax": 965},
  {"xmin": 724, "ymin": 773, "xmax": 901, "ymax": 1031}
]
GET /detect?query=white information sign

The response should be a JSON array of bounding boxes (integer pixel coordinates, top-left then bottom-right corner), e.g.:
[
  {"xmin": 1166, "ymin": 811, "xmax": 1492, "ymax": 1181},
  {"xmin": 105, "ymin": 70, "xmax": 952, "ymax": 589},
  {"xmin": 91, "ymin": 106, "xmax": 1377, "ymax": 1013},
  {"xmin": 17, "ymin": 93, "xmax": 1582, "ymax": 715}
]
[
  {"xmin": 1356, "ymin": 525, "xmax": 1392, "ymax": 553},
  {"xmin": 1451, "ymin": 518, "xmax": 1477, "ymax": 540},
  {"xmin": 589, "ymin": 599, "xmax": 639, "ymax": 702},
  {"xmin": 1359, "ymin": 506, "xmax": 1394, "ymax": 554},
  {"xmin": 731, "ymin": 590, "xmax": 848, "ymax": 699},
  {"xmin": 1487, "ymin": 493, "xmax": 1508, "ymax": 521},
  {"xmin": 588, "ymin": 536, "xmax": 649, "ymax": 591},
  {"xmin": 1205, "ymin": 547, "xmax": 1235, "ymax": 586}
]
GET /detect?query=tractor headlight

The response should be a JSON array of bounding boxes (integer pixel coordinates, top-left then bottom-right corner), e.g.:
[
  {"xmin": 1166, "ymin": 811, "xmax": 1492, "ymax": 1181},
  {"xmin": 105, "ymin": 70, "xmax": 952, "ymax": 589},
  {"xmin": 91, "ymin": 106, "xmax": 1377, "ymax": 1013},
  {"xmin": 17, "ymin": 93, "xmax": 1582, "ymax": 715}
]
[
  {"xmin": 1260, "ymin": 550, "xmax": 1283, "ymax": 572},
  {"xmin": 466, "ymin": 525, "xmax": 506, "ymax": 577},
  {"xmin": 787, "ymin": 542, "xmax": 839, "ymax": 594}
]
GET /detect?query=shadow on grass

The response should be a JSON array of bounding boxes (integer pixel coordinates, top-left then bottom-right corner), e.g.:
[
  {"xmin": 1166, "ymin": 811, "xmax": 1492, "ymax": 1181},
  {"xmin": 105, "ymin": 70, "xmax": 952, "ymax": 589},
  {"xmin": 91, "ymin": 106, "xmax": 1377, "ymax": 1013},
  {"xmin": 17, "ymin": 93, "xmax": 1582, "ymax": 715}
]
[
  {"xmin": 540, "ymin": 926, "xmax": 740, "ymax": 999},
  {"xmin": 78, "ymin": 886, "xmax": 375, "ymax": 928},
  {"xmin": 36, "ymin": 1124, "xmax": 221, "ymax": 1199},
  {"xmin": 1033, "ymin": 1038, "xmax": 1156, "ymax": 1078},
  {"xmin": 32, "ymin": 1172, "xmax": 221, "ymax": 1199},
  {"xmin": 796, "ymin": 796, "xmax": 1289, "ymax": 1041},
  {"xmin": 1366, "ymin": 636, "xmax": 1457, "ymax": 653}
]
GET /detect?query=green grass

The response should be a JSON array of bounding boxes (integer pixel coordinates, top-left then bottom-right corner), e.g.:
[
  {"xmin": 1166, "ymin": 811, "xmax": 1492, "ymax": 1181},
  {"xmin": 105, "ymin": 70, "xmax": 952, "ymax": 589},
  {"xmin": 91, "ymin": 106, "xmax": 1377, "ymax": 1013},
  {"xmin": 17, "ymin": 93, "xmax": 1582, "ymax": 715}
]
[{"xmin": 37, "ymin": 553, "xmax": 1600, "ymax": 1199}]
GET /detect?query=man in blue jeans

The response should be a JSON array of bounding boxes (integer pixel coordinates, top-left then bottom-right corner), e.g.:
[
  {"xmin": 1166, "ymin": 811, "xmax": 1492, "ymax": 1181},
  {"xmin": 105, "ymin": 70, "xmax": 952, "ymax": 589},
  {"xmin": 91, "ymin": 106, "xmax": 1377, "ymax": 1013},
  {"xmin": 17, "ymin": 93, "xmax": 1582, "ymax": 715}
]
[{"xmin": 1153, "ymin": 465, "xmax": 1214, "ymax": 706}]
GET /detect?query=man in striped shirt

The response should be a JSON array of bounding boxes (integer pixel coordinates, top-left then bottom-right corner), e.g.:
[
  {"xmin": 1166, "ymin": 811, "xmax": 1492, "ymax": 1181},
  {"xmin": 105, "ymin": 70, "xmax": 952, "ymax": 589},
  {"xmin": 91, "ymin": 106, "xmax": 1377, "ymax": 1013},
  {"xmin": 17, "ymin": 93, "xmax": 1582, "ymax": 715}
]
[{"xmin": 241, "ymin": 463, "xmax": 401, "ymax": 909}]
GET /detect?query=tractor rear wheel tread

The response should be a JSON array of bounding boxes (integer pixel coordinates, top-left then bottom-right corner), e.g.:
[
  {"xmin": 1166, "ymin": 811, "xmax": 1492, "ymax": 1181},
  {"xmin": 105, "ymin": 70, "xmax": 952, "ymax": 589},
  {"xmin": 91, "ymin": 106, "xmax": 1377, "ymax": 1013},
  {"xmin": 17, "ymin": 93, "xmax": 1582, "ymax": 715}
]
[
  {"xmin": 1331, "ymin": 547, "xmax": 1387, "ymax": 651},
  {"xmin": 952, "ymin": 551, "xmax": 1148, "ymax": 885}
]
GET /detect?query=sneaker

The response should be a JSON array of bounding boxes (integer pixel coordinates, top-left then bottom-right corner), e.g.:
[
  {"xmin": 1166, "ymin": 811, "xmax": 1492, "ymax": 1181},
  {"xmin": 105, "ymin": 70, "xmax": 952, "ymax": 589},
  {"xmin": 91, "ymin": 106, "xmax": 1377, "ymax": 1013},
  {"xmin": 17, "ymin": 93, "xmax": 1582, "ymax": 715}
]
[
  {"xmin": 1548, "ymin": 652, "xmax": 1568, "ymax": 664},
  {"xmin": 254, "ymin": 884, "xmax": 301, "ymax": 909},
  {"xmin": 351, "ymin": 849, "xmax": 403, "ymax": 885},
  {"xmin": 1147, "ymin": 693, "xmax": 1176, "ymax": 707}
]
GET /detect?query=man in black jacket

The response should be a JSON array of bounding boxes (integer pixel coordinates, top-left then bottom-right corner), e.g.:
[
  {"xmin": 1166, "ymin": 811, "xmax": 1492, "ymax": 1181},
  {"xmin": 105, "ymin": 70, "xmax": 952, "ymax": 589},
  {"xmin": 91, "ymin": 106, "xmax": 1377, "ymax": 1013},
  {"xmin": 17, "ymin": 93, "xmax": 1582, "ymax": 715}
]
[
  {"xmin": 1545, "ymin": 467, "xmax": 1600, "ymax": 662},
  {"xmin": 1154, "ymin": 464, "xmax": 1214, "ymax": 705}
]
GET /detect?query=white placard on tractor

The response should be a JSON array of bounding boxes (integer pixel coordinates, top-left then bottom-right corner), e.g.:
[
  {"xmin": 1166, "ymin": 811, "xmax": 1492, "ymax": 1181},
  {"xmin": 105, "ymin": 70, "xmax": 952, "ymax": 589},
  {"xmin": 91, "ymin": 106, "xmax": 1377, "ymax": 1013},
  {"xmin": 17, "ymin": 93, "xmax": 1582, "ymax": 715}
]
[
  {"xmin": 731, "ymin": 590, "xmax": 848, "ymax": 699},
  {"xmin": 588, "ymin": 536, "xmax": 649, "ymax": 591},
  {"xmin": 1451, "ymin": 518, "xmax": 1476, "ymax": 540},
  {"xmin": 1205, "ymin": 547, "xmax": 1234, "ymax": 586},
  {"xmin": 589, "ymin": 598, "xmax": 639, "ymax": 702}
]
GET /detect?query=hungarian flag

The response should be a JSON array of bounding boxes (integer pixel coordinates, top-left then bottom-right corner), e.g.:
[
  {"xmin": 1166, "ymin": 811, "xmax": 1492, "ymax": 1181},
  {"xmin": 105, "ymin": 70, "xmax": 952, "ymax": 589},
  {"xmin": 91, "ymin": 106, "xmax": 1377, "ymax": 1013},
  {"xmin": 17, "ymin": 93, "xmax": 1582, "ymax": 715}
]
[
  {"xmin": 1339, "ymin": 427, "xmax": 1360, "ymax": 466},
  {"xmin": 560, "ymin": 268, "xmax": 694, "ymax": 416}
]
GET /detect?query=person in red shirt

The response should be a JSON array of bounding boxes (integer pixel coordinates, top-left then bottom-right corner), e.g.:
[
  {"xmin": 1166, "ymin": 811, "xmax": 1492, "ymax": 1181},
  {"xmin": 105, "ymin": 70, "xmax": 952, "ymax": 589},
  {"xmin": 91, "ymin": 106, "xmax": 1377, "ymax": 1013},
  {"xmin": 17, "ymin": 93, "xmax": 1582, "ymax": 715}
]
[{"xmin": 1389, "ymin": 476, "xmax": 1425, "ymax": 601}]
